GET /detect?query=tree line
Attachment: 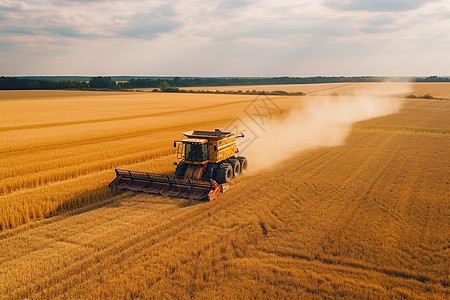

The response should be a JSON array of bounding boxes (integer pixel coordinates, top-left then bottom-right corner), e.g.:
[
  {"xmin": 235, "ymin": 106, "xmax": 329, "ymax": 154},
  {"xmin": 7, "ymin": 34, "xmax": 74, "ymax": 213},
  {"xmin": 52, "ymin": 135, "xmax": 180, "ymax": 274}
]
[
  {"xmin": 0, "ymin": 75, "xmax": 449, "ymax": 90},
  {"xmin": 114, "ymin": 75, "xmax": 450, "ymax": 88},
  {"xmin": 125, "ymin": 76, "xmax": 389, "ymax": 88},
  {"xmin": 0, "ymin": 77, "xmax": 89, "ymax": 90},
  {"xmin": 156, "ymin": 81, "xmax": 305, "ymax": 96}
]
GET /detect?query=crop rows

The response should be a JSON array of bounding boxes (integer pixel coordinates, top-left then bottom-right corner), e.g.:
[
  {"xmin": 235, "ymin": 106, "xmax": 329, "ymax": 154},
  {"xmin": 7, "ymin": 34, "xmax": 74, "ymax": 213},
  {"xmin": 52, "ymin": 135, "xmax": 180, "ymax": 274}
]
[
  {"xmin": 0, "ymin": 89, "xmax": 448, "ymax": 298},
  {"xmin": 0, "ymin": 92, "xmax": 256, "ymax": 230}
]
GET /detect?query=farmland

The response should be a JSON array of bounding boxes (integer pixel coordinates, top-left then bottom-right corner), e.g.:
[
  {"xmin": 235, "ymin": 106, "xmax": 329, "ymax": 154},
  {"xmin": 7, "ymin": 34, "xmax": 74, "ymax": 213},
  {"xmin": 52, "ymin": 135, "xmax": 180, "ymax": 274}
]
[
  {"xmin": 0, "ymin": 83, "xmax": 449, "ymax": 299},
  {"xmin": 187, "ymin": 82, "xmax": 450, "ymax": 99}
]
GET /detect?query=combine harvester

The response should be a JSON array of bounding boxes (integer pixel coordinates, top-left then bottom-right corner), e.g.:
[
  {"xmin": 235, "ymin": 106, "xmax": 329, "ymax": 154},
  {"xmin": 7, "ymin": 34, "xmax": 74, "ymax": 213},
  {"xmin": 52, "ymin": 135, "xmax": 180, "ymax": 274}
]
[{"xmin": 109, "ymin": 129, "xmax": 247, "ymax": 201}]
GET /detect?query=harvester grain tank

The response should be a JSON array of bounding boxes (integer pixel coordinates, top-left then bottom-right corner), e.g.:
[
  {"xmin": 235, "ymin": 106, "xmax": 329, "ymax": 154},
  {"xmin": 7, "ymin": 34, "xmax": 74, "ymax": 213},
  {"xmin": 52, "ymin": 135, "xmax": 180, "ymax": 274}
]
[{"xmin": 109, "ymin": 129, "xmax": 247, "ymax": 201}]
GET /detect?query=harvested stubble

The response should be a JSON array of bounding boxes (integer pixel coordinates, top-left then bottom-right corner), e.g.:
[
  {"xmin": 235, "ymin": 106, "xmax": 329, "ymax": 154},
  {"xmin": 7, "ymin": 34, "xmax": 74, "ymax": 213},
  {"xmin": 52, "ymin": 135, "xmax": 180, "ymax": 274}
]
[{"xmin": 0, "ymin": 88, "xmax": 448, "ymax": 299}]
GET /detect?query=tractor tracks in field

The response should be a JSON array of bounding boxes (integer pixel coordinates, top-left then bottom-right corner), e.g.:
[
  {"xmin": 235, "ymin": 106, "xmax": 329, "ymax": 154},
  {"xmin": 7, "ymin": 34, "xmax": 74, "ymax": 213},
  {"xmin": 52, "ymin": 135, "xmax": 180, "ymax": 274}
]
[
  {"xmin": 250, "ymin": 131, "xmax": 450, "ymax": 287},
  {"xmin": 254, "ymin": 134, "xmax": 369, "ymax": 211},
  {"xmin": 248, "ymin": 144, "xmax": 361, "ymax": 244},
  {"xmin": 7, "ymin": 202, "xmax": 214, "ymax": 297},
  {"xmin": 316, "ymin": 134, "xmax": 403, "ymax": 256},
  {"xmin": 254, "ymin": 247, "xmax": 446, "ymax": 288},
  {"xmin": 326, "ymin": 133, "xmax": 401, "ymax": 230},
  {"xmin": 5, "ymin": 185, "xmax": 256, "ymax": 298},
  {"xmin": 4, "ymin": 126, "xmax": 448, "ymax": 297}
]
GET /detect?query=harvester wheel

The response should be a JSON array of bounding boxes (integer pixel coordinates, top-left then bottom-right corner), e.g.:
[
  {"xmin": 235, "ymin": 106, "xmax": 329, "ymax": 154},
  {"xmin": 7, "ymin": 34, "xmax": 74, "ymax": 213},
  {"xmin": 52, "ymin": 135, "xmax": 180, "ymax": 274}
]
[
  {"xmin": 237, "ymin": 156, "xmax": 248, "ymax": 173},
  {"xmin": 203, "ymin": 163, "xmax": 216, "ymax": 180},
  {"xmin": 229, "ymin": 158, "xmax": 241, "ymax": 176},
  {"xmin": 215, "ymin": 163, "xmax": 233, "ymax": 184},
  {"xmin": 175, "ymin": 162, "xmax": 188, "ymax": 177}
]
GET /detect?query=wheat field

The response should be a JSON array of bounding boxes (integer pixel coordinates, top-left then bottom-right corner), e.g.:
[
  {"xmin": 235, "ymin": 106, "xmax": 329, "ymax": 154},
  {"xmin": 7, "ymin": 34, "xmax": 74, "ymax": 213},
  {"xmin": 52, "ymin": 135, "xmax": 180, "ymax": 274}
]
[
  {"xmin": 0, "ymin": 84, "xmax": 449, "ymax": 299},
  {"xmin": 187, "ymin": 82, "xmax": 450, "ymax": 99}
]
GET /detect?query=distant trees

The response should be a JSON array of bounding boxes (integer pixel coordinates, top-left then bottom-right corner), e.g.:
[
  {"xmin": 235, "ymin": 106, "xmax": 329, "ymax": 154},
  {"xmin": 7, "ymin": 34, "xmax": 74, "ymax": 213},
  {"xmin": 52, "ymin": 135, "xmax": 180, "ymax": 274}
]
[
  {"xmin": 415, "ymin": 76, "xmax": 450, "ymax": 82},
  {"xmin": 158, "ymin": 81, "xmax": 170, "ymax": 91},
  {"xmin": 122, "ymin": 76, "xmax": 391, "ymax": 89},
  {"xmin": 0, "ymin": 76, "xmax": 88, "ymax": 90},
  {"xmin": 153, "ymin": 88, "xmax": 305, "ymax": 96},
  {"xmin": 0, "ymin": 76, "xmax": 118, "ymax": 90},
  {"xmin": 89, "ymin": 76, "xmax": 114, "ymax": 88},
  {"xmin": 157, "ymin": 81, "xmax": 181, "ymax": 92},
  {"xmin": 1, "ymin": 75, "xmax": 449, "ymax": 91}
]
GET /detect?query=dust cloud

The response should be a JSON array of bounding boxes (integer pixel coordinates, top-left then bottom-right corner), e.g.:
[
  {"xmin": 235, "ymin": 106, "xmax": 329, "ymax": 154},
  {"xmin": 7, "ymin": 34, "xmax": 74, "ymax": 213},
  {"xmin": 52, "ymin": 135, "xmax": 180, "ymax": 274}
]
[{"xmin": 242, "ymin": 84, "xmax": 410, "ymax": 172}]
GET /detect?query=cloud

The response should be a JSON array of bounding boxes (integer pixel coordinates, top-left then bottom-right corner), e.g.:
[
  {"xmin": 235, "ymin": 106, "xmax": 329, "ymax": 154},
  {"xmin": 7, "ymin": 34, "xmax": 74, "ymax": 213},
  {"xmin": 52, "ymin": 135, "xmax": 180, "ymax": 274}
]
[
  {"xmin": 0, "ymin": 0, "xmax": 181, "ymax": 42},
  {"xmin": 49, "ymin": 0, "xmax": 118, "ymax": 4},
  {"xmin": 0, "ymin": 1, "xmax": 31, "ymax": 11},
  {"xmin": 117, "ymin": 5, "xmax": 180, "ymax": 38},
  {"xmin": 44, "ymin": 26, "xmax": 95, "ymax": 38},
  {"xmin": 1, "ymin": 27, "xmax": 36, "ymax": 35},
  {"xmin": 323, "ymin": 0, "xmax": 437, "ymax": 12},
  {"xmin": 0, "ymin": 0, "xmax": 449, "ymax": 75}
]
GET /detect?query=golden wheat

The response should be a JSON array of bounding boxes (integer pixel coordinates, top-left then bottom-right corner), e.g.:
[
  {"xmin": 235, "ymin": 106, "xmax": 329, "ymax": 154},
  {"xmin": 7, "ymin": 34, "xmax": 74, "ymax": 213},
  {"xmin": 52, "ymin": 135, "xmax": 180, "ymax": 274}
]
[
  {"xmin": 187, "ymin": 82, "xmax": 450, "ymax": 98},
  {"xmin": 0, "ymin": 88, "xmax": 448, "ymax": 299}
]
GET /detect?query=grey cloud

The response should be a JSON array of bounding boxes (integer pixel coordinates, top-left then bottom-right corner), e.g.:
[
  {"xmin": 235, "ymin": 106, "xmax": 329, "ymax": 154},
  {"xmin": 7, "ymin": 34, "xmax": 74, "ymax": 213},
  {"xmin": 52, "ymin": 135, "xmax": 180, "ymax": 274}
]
[
  {"xmin": 0, "ymin": 40, "xmax": 18, "ymax": 53},
  {"xmin": 0, "ymin": 1, "xmax": 181, "ymax": 41},
  {"xmin": 0, "ymin": 27, "xmax": 36, "ymax": 35},
  {"xmin": 0, "ymin": 23, "xmax": 96, "ymax": 47},
  {"xmin": 357, "ymin": 15, "xmax": 402, "ymax": 34},
  {"xmin": 323, "ymin": 0, "xmax": 436, "ymax": 12},
  {"xmin": 0, "ymin": 1, "xmax": 31, "ymax": 12},
  {"xmin": 49, "ymin": 0, "xmax": 115, "ymax": 3},
  {"xmin": 200, "ymin": 8, "xmax": 358, "ymax": 43},
  {"xmin": 44, "ymin": 26, "xmax": 97, "ymax": 38},
  {"xmin": 117, "ymin": 5, "xmax": 180, "ymax": 38},
  {"xmin": 119, "ymin": 20, "xmax": 179, "ymax": 39},
  {"xmin": 0, "ymin": 0, "xmax": 449, "ymax": 76},
  {"xmin": 216, "ymin": 0, "xmax": 256, "ymax": 10}
]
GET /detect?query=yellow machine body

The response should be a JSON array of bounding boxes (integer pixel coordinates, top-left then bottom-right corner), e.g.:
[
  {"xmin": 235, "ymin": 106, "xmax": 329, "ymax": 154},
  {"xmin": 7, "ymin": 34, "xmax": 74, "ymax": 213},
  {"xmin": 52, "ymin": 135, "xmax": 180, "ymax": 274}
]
[
  {"xmin": 178, "ymin": 130, "xmax": 238, "ymax": 166},
  {"xmin": 109, "ymin": 129, "xmax": 246, "ymax": 201}
]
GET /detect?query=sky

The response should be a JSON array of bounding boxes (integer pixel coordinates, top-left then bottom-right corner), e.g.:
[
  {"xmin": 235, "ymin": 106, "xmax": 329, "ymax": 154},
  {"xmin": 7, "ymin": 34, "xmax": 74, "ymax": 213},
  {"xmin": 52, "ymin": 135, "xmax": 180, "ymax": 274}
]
[{"xmin": 0, "ymin": 0, "xmax": 449, "ymax": 76}]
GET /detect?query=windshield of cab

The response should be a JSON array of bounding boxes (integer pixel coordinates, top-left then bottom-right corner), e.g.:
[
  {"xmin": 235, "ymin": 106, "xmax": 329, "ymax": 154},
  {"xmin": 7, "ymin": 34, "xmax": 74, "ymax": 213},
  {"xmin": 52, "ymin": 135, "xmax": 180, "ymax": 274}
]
[{"xmin": 185, "ymin": 143, "xmax": 208, "ymax": 162}]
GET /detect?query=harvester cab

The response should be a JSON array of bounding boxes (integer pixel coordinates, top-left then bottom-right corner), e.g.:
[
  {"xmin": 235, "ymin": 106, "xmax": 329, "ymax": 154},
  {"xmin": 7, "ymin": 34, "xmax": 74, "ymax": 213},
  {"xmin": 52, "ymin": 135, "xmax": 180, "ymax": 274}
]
[
  {"xmin": 174, "ymin": 139, "xmax": 209, "ymax": 163},
  {"xmin": 109, "ymin": 129, "xmax": 247, "ymax": 201}
]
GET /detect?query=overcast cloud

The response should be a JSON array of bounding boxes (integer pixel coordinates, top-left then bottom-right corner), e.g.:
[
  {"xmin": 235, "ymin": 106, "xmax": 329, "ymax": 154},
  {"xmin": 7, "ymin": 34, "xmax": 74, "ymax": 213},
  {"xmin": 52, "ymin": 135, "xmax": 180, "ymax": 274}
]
[{"xmin": 0, "ymin": 0, "xmax": 449, "ymax": 76}]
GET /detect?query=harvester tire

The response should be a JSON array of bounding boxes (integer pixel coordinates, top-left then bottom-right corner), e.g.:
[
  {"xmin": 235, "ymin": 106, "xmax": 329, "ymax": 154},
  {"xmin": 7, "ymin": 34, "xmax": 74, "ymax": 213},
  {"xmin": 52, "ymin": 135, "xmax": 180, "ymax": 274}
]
[
  {"xmin": 203, "ymin": 163, "xmax": 216, "ymax": 180},
  {"xmin": 215, "ymin": 163, "xmax": 233, "ymax": 184},
  {"xmin": 229, "ymin": 158, "xmax": 241, "ymax": 176},
  {"xmin": 175, "ymin": 162, "xmax": 188, "ymax": 177},
  {"xmin": 237, "ymin": 156, "xmax": 248, "ymax": 173}
]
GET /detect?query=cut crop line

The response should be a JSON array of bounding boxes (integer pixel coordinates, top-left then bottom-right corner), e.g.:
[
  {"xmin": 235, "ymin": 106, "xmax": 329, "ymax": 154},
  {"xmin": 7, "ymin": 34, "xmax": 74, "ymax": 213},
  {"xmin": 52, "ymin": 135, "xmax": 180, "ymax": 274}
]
[
  {"xmin": 0, "ymin": 118, "xmax": 232, "ymax": 157},
  {"xmin": 256, "ymin": 248, "xmax": 444, "ymax": 287},
  {"xmin": 7, "ymin": 193, "xmax": 251, "ymax": 299},
  {"xmin": 304, "ymin": 83, "xmax": 355, "ymax": 95},
  {"xmin": 0, "ymin": 147, "xmax": 173, "ymax": 195},
  {"xmin": 49, "ymin": 229, "xmax": 238, "ymax": 298},
  {"xmin": 0, "ymin": 193, "xmax": 131, "ymax": 241},
  {"xmin": 353, "ymin": 125, "xmax": 449, "ymax": 135},
  {"xmin": 7, "ymin": 177, "xmax": 257, "ymax": 296},
  {"xmin": 0, "ymin": 99, "xmax": 254, "ymax": 132},
  {"xmin": 331, "ymin": 136, "xmax": 401, "ymax": 241},
  {"xmin": 341, "ymin": 134, "xmax": 396, "ymax": 186}
]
